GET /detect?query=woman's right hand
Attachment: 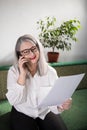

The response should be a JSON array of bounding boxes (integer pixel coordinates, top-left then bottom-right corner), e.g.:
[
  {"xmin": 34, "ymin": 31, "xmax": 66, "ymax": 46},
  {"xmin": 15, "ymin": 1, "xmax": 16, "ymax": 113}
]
[
  {"xmin": 18, "ymin": 56, "xmax": 28, "ymax": 76},
  {"xmin": 17, "ymin": 56, "xmax": 28, "ymax": 85}
]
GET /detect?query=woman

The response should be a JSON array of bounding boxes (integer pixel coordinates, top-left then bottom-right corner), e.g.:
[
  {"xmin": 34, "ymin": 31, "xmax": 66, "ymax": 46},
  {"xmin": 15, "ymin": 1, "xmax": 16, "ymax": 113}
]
[{"xmin": 6, "ymin": 34, "xmax": 72, "ymax": 130}]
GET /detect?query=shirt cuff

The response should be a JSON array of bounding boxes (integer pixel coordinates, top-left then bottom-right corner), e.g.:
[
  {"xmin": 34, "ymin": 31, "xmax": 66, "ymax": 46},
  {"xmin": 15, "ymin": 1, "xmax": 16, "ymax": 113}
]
[
  {"xmin": 49, "ymin": 106, "xmax": 62, "ymax": 114},
  {"xmin": 15, "ymin": 82, "xmax": 25, "ymax": 90}
]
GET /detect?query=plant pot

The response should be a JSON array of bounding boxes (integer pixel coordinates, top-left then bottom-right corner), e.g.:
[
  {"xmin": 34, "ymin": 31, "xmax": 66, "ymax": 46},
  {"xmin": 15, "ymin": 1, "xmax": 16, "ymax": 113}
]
[{"xmin": 47, "ymin": 52, "xmax": 59, "ymax": 62}]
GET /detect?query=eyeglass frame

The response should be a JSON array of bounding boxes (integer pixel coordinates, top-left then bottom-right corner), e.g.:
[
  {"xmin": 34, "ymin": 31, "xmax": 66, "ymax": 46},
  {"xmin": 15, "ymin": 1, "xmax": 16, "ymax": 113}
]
[{"xmin": 17, "ymin": 45, "xmax": 39, "ymax": 56}]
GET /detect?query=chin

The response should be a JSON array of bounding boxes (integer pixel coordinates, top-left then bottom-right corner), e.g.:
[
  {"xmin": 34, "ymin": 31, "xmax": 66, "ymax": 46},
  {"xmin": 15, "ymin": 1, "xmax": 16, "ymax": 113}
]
[{"xmin": 30, "ymin": 59, "xmax": 38, "ymax": 64}]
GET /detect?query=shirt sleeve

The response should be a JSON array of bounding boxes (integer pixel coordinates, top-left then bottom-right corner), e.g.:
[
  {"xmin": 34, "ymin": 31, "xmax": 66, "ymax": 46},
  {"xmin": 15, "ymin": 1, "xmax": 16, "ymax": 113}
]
[
  {"xmin": 49, "ymin": 106, "xmax": 62, "ymax": 114},
  {"xmin": 6, "ymin": 66, "xmax": 27, "ymax": 105},
  {"xmin": 48, "ymin": 66, "xmax": 59, "ymax": 86},
  {"xmin": 48, "ymin": 66, "xmax": 61, "ymax": 114}
]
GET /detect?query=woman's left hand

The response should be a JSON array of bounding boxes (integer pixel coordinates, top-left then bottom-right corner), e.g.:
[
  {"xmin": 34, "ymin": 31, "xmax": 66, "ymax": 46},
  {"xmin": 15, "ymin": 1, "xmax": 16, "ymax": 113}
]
[{"xmin": 57, "ymin": 98, "xmax": 72, "ymax": 112}]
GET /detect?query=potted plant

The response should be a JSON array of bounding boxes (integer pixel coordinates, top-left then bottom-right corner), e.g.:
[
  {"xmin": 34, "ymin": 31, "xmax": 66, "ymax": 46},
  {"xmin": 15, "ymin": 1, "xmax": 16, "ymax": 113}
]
[{"xmin": 37, "ymin": 16, "xmax": 81, "ymax": 62}]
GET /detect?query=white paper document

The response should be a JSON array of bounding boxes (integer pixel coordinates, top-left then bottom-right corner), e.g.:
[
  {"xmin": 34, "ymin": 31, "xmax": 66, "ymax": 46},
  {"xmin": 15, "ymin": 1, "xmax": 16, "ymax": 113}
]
[{"xmin": 38, "ymin": 73, "xmax": 85, "ymax": 108}]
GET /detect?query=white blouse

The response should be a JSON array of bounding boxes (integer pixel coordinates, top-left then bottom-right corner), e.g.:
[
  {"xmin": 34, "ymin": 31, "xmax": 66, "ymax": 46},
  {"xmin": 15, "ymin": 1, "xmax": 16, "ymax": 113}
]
[{"xmin": 6, "ymin": 65, "xmax": 60, "ymax": 119}]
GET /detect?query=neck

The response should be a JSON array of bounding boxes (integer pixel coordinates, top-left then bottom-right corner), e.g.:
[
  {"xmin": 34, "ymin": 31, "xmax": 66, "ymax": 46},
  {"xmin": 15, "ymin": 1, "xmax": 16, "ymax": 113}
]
[{"xmin": 27, "ymin": 63, "xmax": 38, "ymax": 76}]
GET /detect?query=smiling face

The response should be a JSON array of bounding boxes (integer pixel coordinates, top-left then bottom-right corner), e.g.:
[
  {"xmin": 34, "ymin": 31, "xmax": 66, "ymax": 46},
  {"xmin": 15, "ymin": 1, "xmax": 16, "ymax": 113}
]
[{"xmin": 19, "ymin": 41, "xmax": 40, "ymax": 64}]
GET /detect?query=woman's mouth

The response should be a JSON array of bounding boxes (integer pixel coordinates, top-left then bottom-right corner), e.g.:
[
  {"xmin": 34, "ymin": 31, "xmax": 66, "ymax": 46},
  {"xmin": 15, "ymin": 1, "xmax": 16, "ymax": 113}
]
[{"xmin": 30, "ymin": 55, "xmax": 36, "ymax": 60}]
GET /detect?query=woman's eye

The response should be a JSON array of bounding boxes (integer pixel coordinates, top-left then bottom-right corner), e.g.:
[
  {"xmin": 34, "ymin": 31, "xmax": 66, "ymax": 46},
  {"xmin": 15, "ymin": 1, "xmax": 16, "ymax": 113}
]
[{"xmin": 24, "ymin": 50, "xmax": 30, "ymax": 53}]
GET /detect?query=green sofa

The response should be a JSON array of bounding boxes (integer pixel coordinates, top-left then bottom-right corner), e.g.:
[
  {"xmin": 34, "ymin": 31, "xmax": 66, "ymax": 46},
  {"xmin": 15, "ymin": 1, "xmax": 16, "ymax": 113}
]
[{"xmin": 0, "ymin": 61, "xmax": 87, "ymax": 130}]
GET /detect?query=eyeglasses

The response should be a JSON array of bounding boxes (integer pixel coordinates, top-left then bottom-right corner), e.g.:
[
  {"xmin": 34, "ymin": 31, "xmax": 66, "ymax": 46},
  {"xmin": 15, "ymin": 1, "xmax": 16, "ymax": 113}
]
[{"xmin": 19, "ymin": 46, "xmax": 38, "ymax": 56}]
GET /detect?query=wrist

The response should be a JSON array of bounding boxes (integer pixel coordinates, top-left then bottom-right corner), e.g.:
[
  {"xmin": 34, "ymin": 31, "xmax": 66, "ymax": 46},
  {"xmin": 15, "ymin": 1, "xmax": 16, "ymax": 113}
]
[
  {"xmin": 17, "ymin": 74, "xmax": 26, "ymax": 85},
  {"xmin": 57, "ymin": 106, "xmax": 64, "ymax": 112}
]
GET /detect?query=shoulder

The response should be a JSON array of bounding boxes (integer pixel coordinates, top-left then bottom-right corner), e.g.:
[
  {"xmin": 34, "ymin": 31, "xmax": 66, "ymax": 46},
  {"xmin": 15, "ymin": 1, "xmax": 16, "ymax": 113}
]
[
  {"xmin": 46, "ymin": 65, "xmax": 58, "ymax": 85},
  {"xmin": 48, "ymin": 65, "xmax": 57, "ymax": 74},
  {"xmin": 47, "ymin": 65, "xmax": 58, "ymax": 79},
  {"xmin": 8, "ymin": 64, "xmax": 19, "ymax": 75}
]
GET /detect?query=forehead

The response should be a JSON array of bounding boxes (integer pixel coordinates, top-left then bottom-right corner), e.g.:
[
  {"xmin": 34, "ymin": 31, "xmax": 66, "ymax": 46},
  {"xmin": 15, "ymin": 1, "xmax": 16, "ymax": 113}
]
[{"xmin": 20, "ymin": 41, "xmax": 35, "ymax": 51}]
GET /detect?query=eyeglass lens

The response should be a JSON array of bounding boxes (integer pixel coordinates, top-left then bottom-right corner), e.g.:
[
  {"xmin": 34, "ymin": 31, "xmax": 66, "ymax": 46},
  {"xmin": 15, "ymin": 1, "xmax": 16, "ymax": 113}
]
[{"xmin": 20, "ymin": 46, "xmax": 37, "ymax": 56}]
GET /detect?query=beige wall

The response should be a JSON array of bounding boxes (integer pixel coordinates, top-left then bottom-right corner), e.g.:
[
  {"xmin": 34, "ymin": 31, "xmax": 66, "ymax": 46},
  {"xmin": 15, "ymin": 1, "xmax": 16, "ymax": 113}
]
[{"xmin": 0, "ymin": 0, "xmax": 87, "ymax": 66}]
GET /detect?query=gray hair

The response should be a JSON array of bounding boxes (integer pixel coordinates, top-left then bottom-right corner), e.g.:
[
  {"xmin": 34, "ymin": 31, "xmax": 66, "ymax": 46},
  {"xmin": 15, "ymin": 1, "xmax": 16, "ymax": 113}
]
[{"xmin": 14, "ymin": 34, "xmax": 48, "ymax": 76}]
